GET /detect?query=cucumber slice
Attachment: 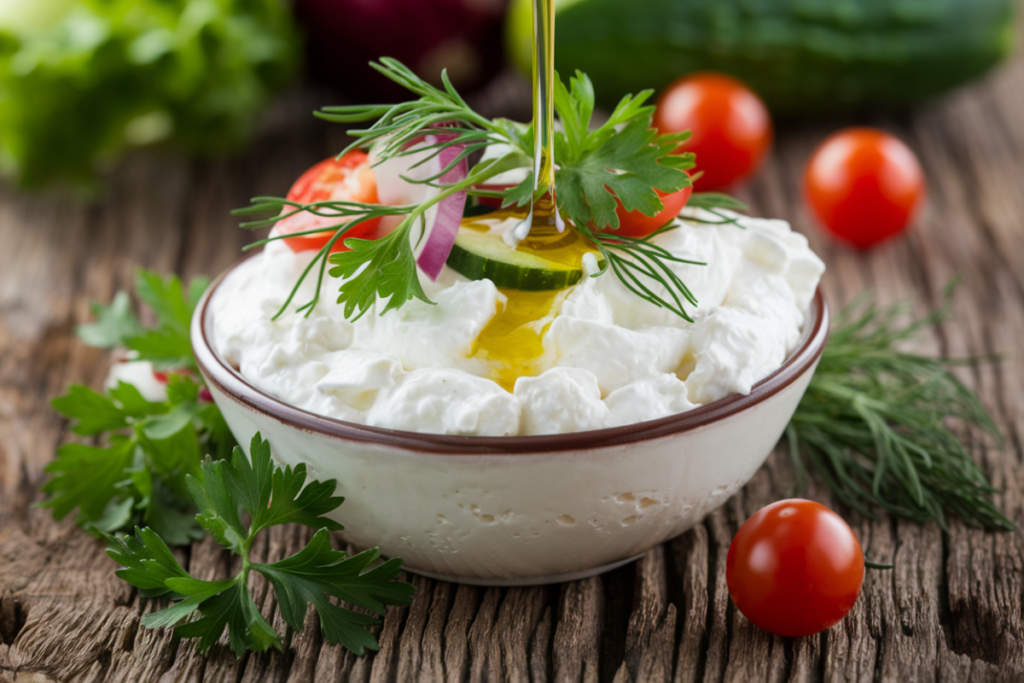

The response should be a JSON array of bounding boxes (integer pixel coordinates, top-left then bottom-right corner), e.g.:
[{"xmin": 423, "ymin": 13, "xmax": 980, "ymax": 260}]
[{"xmin": 447, "ymin": 228, "xmax": 587, "ymax": 291}]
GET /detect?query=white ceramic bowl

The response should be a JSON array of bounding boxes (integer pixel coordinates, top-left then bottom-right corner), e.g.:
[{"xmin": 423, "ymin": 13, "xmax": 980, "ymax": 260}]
[{"xmin": 192, "ymin": 264, "xmax": 829, "ymax": 586}]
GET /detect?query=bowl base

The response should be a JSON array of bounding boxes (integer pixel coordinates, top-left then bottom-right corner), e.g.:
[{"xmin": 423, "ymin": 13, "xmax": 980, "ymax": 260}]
[{"xmin": 402, "ymin": 553, "xmax": 647, "ymax": 587}]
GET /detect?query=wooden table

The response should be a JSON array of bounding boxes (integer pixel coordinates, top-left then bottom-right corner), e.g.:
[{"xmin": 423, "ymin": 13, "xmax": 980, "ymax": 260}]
[{"xmin": 3, "ymin": 43, "xmax": 1024, "ymax": 683}]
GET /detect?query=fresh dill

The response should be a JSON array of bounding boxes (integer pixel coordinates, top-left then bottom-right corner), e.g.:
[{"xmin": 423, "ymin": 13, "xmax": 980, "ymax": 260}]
[
  {"xmin": 577, "ymin": 227, "xmax": 704, "ymax": 320},
  {"xmin": 788, "ymin": 284, "xmax": 1013, "ymax": 531}
]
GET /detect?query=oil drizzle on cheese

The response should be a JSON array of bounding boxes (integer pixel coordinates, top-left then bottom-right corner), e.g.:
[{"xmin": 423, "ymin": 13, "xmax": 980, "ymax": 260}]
[
  {"xmin": 472, "ymin": 287, "xmax": 564, "ymax": 392},
  {"xmin": 464, "ymin": 215, "xmax": 599, "ymax": 392}
]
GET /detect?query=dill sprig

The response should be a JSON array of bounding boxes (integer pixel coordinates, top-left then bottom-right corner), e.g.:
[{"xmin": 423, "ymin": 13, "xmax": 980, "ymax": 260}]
[
  {"xmin": 316, "ymin": 58, "xmax": 528, "ymax": 184},
  {"xmin": 574, "ymin": 224, "xmax": 703, "ymax": 320},
  {"xmin": 573, "ymin": 197, "xmax": 751, "ymax": 321},
  {"xmin": 787, "ymin": 284, "xmax": 1013, "ymax": 531}
]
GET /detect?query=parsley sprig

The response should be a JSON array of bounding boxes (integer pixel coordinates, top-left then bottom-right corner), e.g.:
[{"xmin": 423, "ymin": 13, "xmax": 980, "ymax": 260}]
[
  {"xmin": 551, "ymin": 71, "xmax": 693, "ymax": 228},
  {"xmin": 79, "ymin": 269, "xmax": 209, "ymax": 370},
  {"xmin": 788, "ymin": 285, "xmax": 1013, "ymax": 530},
  {"xmin": 45, "ymin": 270, "xmax": 235, "ymax": 544},
  {"xmin": 108, "ymin": 433, "xmax": 415, "ymax": 657},
  {"xmin": 236, "ymin": 59, "xmax": 742, "ymax": 321}
]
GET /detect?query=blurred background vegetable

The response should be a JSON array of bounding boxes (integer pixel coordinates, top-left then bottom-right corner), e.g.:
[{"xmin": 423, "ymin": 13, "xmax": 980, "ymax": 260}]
[
  {"xmin": 507, "ymin": 0, "xmax": 1016, "ymax": 116},
  {"xmin": 293, "ymin": 0, "xmax": 509, "ymax": 101},
  {"xmin": 2, "ymin": 0, "xmax": 1014, "ymax": 192},
  {"xmin": 653, "ymin": 73, "xmax": 772, "ymax": 190},
  {"xmin": 0, "ymin": 0, "xmax": 300, "ymax": 188},
  {"xmin": 803, "ymin": 127, "xmax": 925, "ymax": 249}
]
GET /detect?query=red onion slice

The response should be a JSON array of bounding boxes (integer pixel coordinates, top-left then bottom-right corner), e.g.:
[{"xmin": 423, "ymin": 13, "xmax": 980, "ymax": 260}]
[{"xmin": 415, "ymin": 134, "xmax": 467, "ymax": 281}]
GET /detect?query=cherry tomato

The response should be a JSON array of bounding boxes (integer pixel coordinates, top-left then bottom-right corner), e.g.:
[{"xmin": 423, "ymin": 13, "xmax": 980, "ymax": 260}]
[
  {"xmin": 726, "ymin": 499, "xmax": 864, "ymax": 638},
  {"xmin": 276, "ymin": 151, "xmax": 381, "ymax": 253},
  {"xmin": 653, "ymin": 73, "xmax": 772, "ymax": 190},
  {"xmin": 803, "ymin": 128, "xmax": 925, "ymax": 249},
  {"xmin": 605, "ymin": 186, "xmax": 693, "ymax": 238}
]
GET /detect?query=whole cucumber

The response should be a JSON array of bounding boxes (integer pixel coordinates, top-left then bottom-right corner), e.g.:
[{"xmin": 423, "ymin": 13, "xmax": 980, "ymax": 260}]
[{"xmin": 507, "ymin": 0, "xmax": 1015, "ymax": 116}]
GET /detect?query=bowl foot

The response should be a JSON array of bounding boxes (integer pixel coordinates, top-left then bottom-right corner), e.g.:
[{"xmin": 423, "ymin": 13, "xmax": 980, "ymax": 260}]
[{"xmin": 402, "ymin": 553, "xmax": 647, "ymax": 587}]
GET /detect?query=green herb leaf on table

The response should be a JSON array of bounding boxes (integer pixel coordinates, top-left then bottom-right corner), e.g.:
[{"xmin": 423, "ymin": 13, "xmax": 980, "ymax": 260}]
[
  {"xmin": 788, "ymin": 285, "xmax": 1014, "ymax": 531},
  {"xmin": 108, "ymin": 433, "xmax": 415, "ymax": 658},
  {"xmin": 77, "ymin": 269, "xmax": 209, "ymax": 370},
  {"xmin": 44, "ymin": 270, "xmax": 235, "ymax": 544},
  {"xmin": 132, "ymin": 270, "xmax": 210, "ymax": 370},
  {"xmin": 45, "ymin": 379, "xmax": 211, "ymax": 544},
  {"xmin": 77, "ymin": 291, "xmax": 143, "ymax": 348},
  {"xmin": 257, "ymin": 533, "xmax": 406, "ymax": 656}
]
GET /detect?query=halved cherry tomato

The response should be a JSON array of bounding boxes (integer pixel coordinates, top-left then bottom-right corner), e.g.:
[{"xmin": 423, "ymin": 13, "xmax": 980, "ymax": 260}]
[
  {"xmin": 803, "ymin": 128, "xmax": 925, "ymax": 249},
  {"xmin": 727, "ymin": 499, "xmax": 865, "ymax": 638},
  {"xmin": 605, "ymin": 186, "xmax": 693, "ymax": 238},
  {"xmin": 276, "ymin": 151, "xmax": 381, "ymax": 253},
  {"xmin": 653, "ymin": 73, "xmax": 772, "ymax": 191}
]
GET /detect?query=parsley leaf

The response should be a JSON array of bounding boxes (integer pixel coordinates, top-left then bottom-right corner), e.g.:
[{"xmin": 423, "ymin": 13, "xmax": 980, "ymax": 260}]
[
  {"xmin": 556, "ymin": 117, "xmax": 687, "ymax": 231},
  {"xmin": 51, "ymin": 383, "xmax": 141, "ymax": 435},
  {"xmin": 327, "ymin": 227, "xmax": 430, "ymax": 320},
  {"xmin": 108, "ymin": 433, "xmax": 415, "ymax": 658},
  {"xmin": 107, "ymin": 526, "xmax": 193, "ymax": 599},
  {"xmin": 172, "ymin": 579, "xmax": 281, "ymax": 658},
  {"xmin": 255, "ymin": 533, "xmax": 401, "ymax": 655},
  {"xmin": 227, "ymin": 433, "xmax": 345, "ymax": 535},
  {"xmin": 78, "ymin": 269, "xmax": 209, "ymax": 369},
  {"xmin": 132, "ymin": 271, "xmax": 209, "ymax": 370},
  {"xmin": 551, "ymin": 71, "xmax": 694, "ymax": 232},
  {"xmin": 320, "ymin": 153, "xmax": 530, "ymax": 321},
  {"xmin": 43, "ymin": 438, "xmax": 137, "ymax": 521},
  {"xmin": 45, "ymin": 271, "xmax": 235, "ymax": 543},
  {"xmin": 77, "ymin": 291, "xmax": 142, "ymax": 348},
  {"xmin": 45, "ymin": 376, "xmax": 217, "ymax": 544}
]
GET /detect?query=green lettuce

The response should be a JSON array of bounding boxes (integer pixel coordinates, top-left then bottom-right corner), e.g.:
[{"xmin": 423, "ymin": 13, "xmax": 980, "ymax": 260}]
[{"xmin": 0, "ymin": 0, "xmax": 300, "ymax": 188}]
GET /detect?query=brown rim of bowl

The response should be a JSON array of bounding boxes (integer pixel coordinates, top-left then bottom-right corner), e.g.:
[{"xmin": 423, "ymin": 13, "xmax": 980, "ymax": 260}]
[{"xmin": 193, "ymin": 257, "xmax": 829, "ymax": 455}]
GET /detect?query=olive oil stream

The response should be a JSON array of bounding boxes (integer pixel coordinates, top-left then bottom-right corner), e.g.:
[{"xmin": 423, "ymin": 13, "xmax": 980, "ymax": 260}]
[
  {"xmin": 467, "ymin": 0, "xmax": 581, "ymax": 392},
  {"xmin": 530, "ymin": 0, "xmax": 557, "ymax": 229},
  {"xmin": 465, "ymin": 211, "xmax": 599, "ymax": 391}
]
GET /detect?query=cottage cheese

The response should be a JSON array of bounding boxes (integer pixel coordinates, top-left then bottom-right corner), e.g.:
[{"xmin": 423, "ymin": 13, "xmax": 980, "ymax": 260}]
[{"xmin": 210, "ymin": 211, "xmax": 824, "ymax": 436}]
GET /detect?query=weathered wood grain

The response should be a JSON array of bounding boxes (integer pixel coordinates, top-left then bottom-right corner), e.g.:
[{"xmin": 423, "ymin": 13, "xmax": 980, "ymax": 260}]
[{"xmin": 2, "ymin": 31, "xmax": 1024, "ymax": 683}]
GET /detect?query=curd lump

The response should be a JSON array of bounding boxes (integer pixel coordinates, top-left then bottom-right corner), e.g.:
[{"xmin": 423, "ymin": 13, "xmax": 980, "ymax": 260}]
[{"xmin": 210, "ymin": 210, "xmax": 825, "ymax": 436}]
